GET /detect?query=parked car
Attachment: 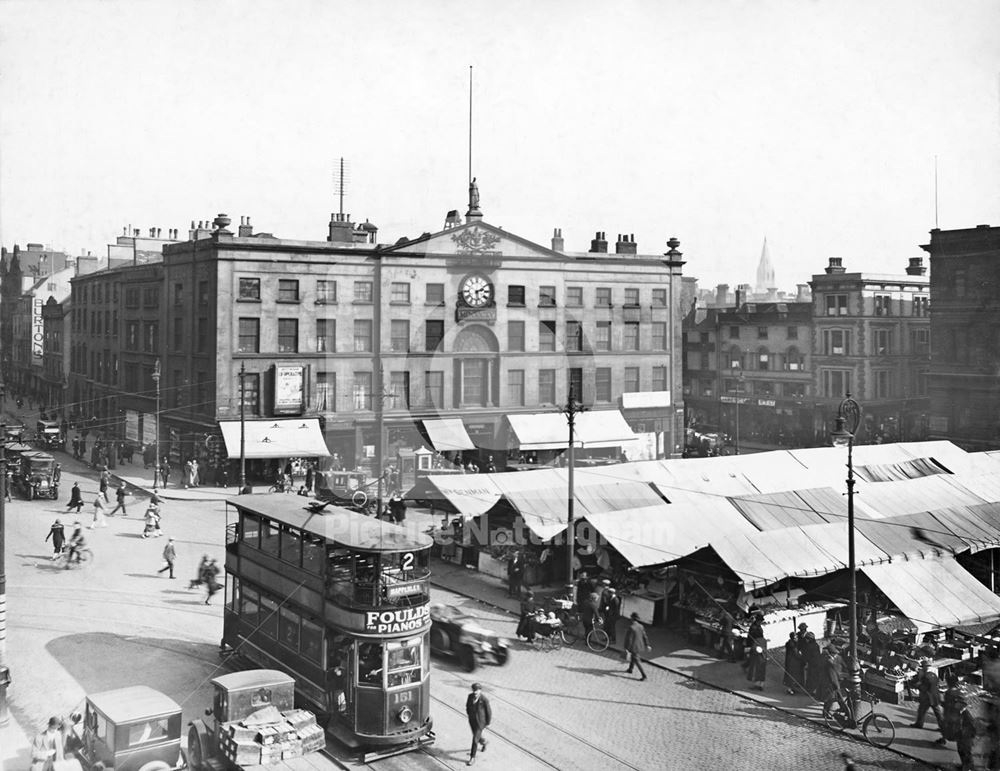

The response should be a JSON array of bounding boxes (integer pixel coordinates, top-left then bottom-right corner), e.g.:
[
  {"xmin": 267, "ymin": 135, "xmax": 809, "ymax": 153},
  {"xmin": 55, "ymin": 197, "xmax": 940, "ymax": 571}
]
[{"xmin": 429, "ymin": 603, "xmax": 510, "ymax": 672}]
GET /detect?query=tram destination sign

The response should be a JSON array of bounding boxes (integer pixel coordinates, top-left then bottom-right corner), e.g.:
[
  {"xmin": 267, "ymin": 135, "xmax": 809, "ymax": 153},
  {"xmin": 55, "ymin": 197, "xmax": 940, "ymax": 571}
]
[{"xmin": 364, "ymin": 605, "xmax": 430, "ymax": 634}]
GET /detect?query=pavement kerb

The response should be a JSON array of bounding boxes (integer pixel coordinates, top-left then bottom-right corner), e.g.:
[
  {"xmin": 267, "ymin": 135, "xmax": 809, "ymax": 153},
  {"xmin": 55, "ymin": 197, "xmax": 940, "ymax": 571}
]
[{"xmin": 428, "ymin": 564, "xmax": 943, "ymax": 771}]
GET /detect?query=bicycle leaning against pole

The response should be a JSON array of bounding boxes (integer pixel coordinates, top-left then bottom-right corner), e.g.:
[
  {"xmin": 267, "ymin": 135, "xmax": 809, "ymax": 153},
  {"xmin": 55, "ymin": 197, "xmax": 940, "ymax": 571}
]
[{"xmin": 823, "ymin": 687, "xmax": 896, "ymax": 748}]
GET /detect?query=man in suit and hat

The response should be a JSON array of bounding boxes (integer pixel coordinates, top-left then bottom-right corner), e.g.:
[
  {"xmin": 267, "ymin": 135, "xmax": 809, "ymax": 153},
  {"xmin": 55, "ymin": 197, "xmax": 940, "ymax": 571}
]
[
  {"xmin": 465, "ymin": 683, "xmax": 491, "ymax": 766},
  {"xmin": 623, "ymin": 612, "xmax": 651, "ymax": 681},
  {"xmin": 601, "ymin": 581, "xmax": 622, "ymax": 644},
  {"xmin": 821, "ymin": 644, "xmax": 854, "ymax": 726},
  {"xmin": 909, "ymin": 658, "xmax": 947, "ymax": 744}
]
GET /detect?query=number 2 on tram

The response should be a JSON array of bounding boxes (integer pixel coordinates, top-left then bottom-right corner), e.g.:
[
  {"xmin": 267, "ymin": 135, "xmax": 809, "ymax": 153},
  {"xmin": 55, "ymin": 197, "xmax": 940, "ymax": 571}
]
[{"xmin": 220, "ymin": 494, "xmax": 434, "ymax": 756}]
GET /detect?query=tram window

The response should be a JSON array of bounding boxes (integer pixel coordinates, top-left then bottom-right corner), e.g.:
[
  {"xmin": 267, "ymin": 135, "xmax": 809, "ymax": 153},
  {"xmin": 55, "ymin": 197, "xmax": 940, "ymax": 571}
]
[
  {"xmin": 260, "ymin": 519, "xmax": 280, "ymax": 557},
  {"xmin": 279, "ymin": 606, "xmax": 300, "ymax": 651},
  {"xmin": 358, "ymin": 643, "xmax": 384, "ymax": 686},
  {"xmin": 227, "ymin": 575, "xmax": 239, "ymax": 612},
  {"xmin": 387, "ymin": 642, "xmax": 420, "ymax": 688},
  {"xmin": 355, "ymin": 554, "xmax": 377, "ymax": 585},
  {"xmin": 242, "ymin": 513, "xmax": 260, "ymax": 548},
  {"xmin": 282, "ymin": 526, "xmax": 302, "ymax": 566},
  {"xmin": 327, "ymin": 548, "xmax": 353, "ymax": 605},
  {"xmin": 259, "ymin": 596, "xmax": 279, "ymax": 639},
  {"xmin": 301, "ymin": 618, "xmax": 322, "ymax": 663},
  {"xmin": 302, "ymin": 534, "xmax": 324, "ymax": 574},
  {"xmin": 241, "ymin": 586, "xmax": 260, "ymax": 629}
]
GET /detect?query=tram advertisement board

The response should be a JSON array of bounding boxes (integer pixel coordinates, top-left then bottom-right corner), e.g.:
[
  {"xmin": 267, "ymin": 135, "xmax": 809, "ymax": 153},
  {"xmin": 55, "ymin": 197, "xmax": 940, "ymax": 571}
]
[{"xmin": 364, "ymin": 605, "xmax": 430, "ymax": 634}]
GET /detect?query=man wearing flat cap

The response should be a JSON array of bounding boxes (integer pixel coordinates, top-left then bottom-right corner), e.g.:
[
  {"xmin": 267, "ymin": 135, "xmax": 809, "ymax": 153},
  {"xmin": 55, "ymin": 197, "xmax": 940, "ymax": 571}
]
[{"xmin": 465, "ymin": 683, "xmax": 491, "ymax": 766}]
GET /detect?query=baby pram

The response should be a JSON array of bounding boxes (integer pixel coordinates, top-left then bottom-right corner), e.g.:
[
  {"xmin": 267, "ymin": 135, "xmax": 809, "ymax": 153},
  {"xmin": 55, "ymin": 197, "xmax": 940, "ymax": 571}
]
[{"xmin": 529, "ymin": 611, "xmax": 566, "ymax": 651}]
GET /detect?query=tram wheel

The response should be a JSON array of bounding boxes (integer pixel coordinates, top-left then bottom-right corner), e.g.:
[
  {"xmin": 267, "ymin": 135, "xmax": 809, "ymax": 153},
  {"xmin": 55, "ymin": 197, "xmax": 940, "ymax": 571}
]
[{"xmin": 458, "ymin": 644, "xmax": 477, "ymax": 673}]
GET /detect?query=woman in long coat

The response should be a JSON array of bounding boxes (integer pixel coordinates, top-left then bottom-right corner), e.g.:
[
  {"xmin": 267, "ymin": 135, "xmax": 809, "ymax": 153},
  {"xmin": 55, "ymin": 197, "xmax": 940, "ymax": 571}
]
[
  {"xmin": 745, "ymin": 617, "xmax": 767, "ymax": 691},
  {"xmin": 801, "ymin": 631, "xmax": 823, "ymax": 696},
  {"xmin": 783, "ymin": 632, "xmax": 804, "ymax": 694}
]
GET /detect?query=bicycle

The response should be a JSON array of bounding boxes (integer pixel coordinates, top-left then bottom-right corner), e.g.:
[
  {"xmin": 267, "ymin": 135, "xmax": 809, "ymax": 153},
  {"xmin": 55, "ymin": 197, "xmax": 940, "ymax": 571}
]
[
  {"xmin": 586, "ymin": 616, "xmax": 611, "ymax": 652},
  {"xmin": 55, "ymin": 547, "xmax": 94, "ymax": 570},
  {"xmin": 823, "ymin": 688, "xmax": 895, "ymax": 748}
]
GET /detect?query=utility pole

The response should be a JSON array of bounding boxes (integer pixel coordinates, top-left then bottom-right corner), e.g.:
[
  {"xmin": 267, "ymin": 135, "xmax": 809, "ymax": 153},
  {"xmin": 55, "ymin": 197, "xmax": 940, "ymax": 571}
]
[
  {"xmin": 560, "ymin": 389, "xmax": 586, "ymax": 599},
  {"xmin": 0, "ymin": 422, "xmax": 10, "ymax": 726},
  {"xmin": 152, "ymin": 360, "xmax": 161, "ymax": 492}
]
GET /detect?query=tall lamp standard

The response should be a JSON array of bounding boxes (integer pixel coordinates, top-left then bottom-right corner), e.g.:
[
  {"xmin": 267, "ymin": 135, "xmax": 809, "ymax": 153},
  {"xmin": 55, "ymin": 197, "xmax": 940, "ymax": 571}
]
[
  {"xmin": 151, "ymin": 360, "xmax": 161, "ymax": 492},
  {"xmin": 831, "ymin": 392, "xmax": 863, "ymax": 703},
  {"xmin": 238, "ymin": 363, "xmax": 250, "ymax": 494},
  {"xmin": 560, "ymin": 389, "xmax": 587, "ymax": 599}
]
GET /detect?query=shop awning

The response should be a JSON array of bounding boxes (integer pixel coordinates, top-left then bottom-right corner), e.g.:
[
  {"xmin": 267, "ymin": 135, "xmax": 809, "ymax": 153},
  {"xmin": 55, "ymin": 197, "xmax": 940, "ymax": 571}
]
[
  {"xmin": 218, "ymin": 419, "xmax": 330, "ymax": 459},
  {"xmin": 421, "ymin": 419, "xmax": 475, "ymax": 451},
  {"xmin": 424, "ymin": 473, "xmax": 504, "ymax": 518},
  {"xmin": 507, "ymin": 410, "xmax": 636, "ymax": 451},
  {"xmin": 861, "ymin": 558, "xmax": 1000, "ymax": 634}
]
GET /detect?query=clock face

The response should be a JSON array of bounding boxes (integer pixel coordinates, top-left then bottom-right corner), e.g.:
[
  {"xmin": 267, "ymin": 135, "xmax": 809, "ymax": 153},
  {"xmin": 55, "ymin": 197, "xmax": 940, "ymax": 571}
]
[{"xmin": 460, "ymin": 274, "xmax": 493, "ymax": 307}]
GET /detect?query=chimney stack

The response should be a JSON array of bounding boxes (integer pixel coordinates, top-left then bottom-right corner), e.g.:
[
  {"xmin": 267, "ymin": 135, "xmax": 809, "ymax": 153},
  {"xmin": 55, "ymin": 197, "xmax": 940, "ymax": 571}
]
[
  {"xmin": 735, "ymin": 288, "xmax": 744, "ymax": 308},
  {"xmin": 906, "ymin": 256, "xmax": 927, "ymax": 276},
  {"xmin": 796, "ymin": 283, "xmax": 810, "ymax": 302},
  {"xmin": 589, "ymin": 231, "xmax": 608, "ymax": 253},
  {"xmin": 238, "ymin": 216, "xmax": 254, "ymax": 237},
  {"xmin": 328, "ymin": 212, "xmax": 355, "ymax": 243},
  {"xmin": 551, "ymin": 227, "xmax": 564, "ymax": 252},
  {"xmin": 615, "ymin": 233, "xmax": 637, "ymax": 255},
  {"xmin": 825, "ymin": 257, "xmax": 846, "ymax": 274},
  {"xmin": 715, "ymin": 284, "xmax": 729, "ymax": 306},
  {"xmin": 766, "ymin": 287, "xmax": 778, "ymax": 301}
]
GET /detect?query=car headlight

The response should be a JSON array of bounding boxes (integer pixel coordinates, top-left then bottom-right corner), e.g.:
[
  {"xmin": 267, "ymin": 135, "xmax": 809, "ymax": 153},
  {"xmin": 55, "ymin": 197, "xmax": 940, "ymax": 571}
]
[{"xmin": 398, "ymin": 706, "xmax": 413, "ymax": 724}]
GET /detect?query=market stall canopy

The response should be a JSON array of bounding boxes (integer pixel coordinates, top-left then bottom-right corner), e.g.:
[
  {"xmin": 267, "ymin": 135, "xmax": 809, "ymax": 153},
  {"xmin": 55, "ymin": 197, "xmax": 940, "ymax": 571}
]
[
  {"xmin": 729, "ymin": 488, "xmax": 847, "ymax": 530},
  {"xmin": 853, "ymin": 457, "xmax": 951, "ymax": 483},
  {"xmin": 856, "ymin": 475, "xmax": 986, "ymax": 518},
  {"xmin": 861, "ymin": 557, "xmax": 1000, "ymax": 635},
  {"xmin": 424, "ymin": 473, "xmax": 504, "ymax": 518},
  {"xmin": 854, "ymin": 511, "xmax": 970, "ymax": 559},
  {"xmin": 218, "ymin": 419, "xmax": 330, "ymax": 459},
  {"xmin": 583, "ymin": 506, "xmax": 679, "ymax": 568},
  {"xmin": 506, "ymin": 410, "xmax": 637, "ymax": 451},
  {"xmin": 420, "ymin": 419, "xmax": 475, "ymax": 451}
]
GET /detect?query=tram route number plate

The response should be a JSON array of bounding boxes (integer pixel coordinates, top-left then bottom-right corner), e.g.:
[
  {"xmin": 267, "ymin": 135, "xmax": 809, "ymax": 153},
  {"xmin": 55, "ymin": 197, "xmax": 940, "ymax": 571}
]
[{"xmin": 364, "ymin": 605, "xmax": 430, "ymax": 634}]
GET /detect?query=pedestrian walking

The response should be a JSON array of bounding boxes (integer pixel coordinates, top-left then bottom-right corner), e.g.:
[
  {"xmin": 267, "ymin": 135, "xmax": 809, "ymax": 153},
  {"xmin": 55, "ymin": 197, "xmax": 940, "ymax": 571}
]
[
  {"xmin": 801, "ymin": 631, "xmax": 822, "ymax": 696},
  {"xmin": 388, "ymin": 490, "xmax": 406, "ymax": 524},
  {"xmin": 191, "ymin": 458, "xmax": 200, "ymax": 487},
  {"xmin": 52, "ymin": 462, "xmax": 61, "ymax": 486},
  {"xmin": 189, "ymin": 554, "xmax": 210, "ymax": 589},
  {"xmin": 516, "ymin": 589, "xmax": 537, "ymax": 642},
  {"xmin": 821, "ymin": 646, "xmax": 853, "ymax": 724},
  {"xmin": 506, "ymin": 550, "xmax": 524, "ymax": 598},
  {"xmin": 304, "ymin": 462, "xmax": 314, "ymax": 493},
  {"xmin": 602, "ymin": 585, "xmax": 622, "ymax": 644},
  {"xmin": 30, "ymin": 716, "xmax": 64, "ymax": 771},
  {"xmin": 66, "ymin": 482, "xmax": 84, "ymax": 513},
  {"xmin": 783, "ymin": 632, "xmax": 804, "ymax": 694},
  {"xmin": 908, "ymin": 658, "xmax": 947, "ymax": 743},
  {"xmin": 160, "ymin": 457, "xmax": 171, "ymax": 488},
  {"xmin": 4, "ymin": 469, "xmax": 11, "ymax": 502},
  {"xmin": 203, "ymin": 557, "xmax": 221, "ymax": 604},
  {"xmin": 745, "ymin": 616, "xmax": 768, "ymax": 691},
  {"xmin": 45, "ymin": 519, "xmax": 65, "ymax": 560},
  {"xmin": 90, "ymin": 493, "xmax": 108, "ymax": 529},
  {"xmin": 158, "ymin": 538, "xmax": 176, "ymax": 578},
  {"xmin": 98, "ymin": 467, "xmax": 110, "ymax": 502},
  {"xmin": 109, "ymin": 484, "xmax": 128, "ymax": 516},
  {"xmin": 582, "ymin": 588, "xmax": 602, "ymax": 636},
  {"xmin": 623, "ymin": 612, "xmax": 651, "ymax": 681},
  {"xmin": 142, "ymin": 504, "xmax": 162, "ymax": 538},
  {"xmin": 464, "ymin": 683, "xmax": 491, "ymax": 766}
]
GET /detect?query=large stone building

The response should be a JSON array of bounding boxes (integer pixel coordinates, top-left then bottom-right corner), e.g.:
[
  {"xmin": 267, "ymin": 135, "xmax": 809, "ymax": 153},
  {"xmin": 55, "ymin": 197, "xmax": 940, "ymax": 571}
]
[
  {"xmin": 66, "ymin": 192, "xmax": 687, "ymax": 481},
  {"xmin": 922, "ymin": 223, "xmax": 1000, "ymax": 449}
]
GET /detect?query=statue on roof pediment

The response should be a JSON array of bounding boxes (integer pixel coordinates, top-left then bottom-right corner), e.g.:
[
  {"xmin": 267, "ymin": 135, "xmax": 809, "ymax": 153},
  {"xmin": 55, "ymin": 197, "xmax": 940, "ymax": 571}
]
[{"xmin": 452, "ymin": 226, "xmax": 501, "ymax": 255}]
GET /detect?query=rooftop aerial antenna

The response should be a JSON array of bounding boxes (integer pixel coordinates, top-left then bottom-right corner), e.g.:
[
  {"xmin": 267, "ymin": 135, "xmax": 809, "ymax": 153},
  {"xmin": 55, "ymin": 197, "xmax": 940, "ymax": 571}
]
[{"xmin": 333, "ymin": 157, "xmax": 350, "ymax": 217}]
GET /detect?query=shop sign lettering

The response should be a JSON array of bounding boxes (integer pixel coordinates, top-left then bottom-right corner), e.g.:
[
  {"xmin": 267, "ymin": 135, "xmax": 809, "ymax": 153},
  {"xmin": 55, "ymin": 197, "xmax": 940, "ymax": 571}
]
[
  {"xmin": 31, "ymin": 297, "xmax": 45, "ymax": 365},
  {"xmin": 364, "ymin": 605, "xmax": 429, "ymax": 634}
]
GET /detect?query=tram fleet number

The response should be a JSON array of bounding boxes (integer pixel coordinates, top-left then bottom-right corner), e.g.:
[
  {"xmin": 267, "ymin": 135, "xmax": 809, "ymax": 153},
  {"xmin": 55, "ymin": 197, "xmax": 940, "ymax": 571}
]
[{"xmin": 363, "ymin": 553, "xmax": 429, "ymax": 634}]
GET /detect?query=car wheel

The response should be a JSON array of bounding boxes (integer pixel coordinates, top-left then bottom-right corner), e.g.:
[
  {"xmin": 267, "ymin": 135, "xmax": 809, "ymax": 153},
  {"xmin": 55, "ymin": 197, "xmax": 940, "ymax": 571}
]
[
  {"xmin": 458, "ymin": 644, "xmax": 477, "ymax": 673},
  {"xmin": 187, "ymin": 724, "xmax": 206, "ymax": 771},
  {"xmin": 430, "ymin": 628, "xmax": 449, "ymax": 653},
  {"xmin": 137, "ymin": 761, "xmax": 172, "ymax": 771},
  {"xmin": 493, "ymin": 647, "xmax": 510, "ymax": 666}
]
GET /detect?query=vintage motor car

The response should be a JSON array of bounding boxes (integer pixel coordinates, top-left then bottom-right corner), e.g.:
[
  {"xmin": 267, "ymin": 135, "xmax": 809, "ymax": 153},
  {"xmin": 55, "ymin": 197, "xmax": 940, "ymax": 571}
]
[
  {"xmin": 428, "ymin": 603, "xmax": 510, "ymax": 672},
  {"xmin": 17, "ymin": 450, "xmax": 58, "ymax": 500},
  {"xmin": 64, "ymin": 685, "xmax": 185, "ymax": 771},
  {"xmin": 36, "ymin": 419, "xmax": 64, "ymax": 449}
]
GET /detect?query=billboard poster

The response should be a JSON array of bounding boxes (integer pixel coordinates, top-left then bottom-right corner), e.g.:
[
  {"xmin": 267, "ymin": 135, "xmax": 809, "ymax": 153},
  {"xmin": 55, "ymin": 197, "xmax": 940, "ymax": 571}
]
[
  {"xmin": 125, "ymin": 410, "xmax": 140, "ymax": 442},
  {"xmin": 273, "ymin": 365, "xmax": 305, "ymax": 415}
]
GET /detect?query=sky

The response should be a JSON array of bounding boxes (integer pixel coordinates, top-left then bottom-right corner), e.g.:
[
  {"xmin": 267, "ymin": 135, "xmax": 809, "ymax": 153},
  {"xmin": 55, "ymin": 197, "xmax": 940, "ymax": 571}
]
[{"xmin": 1, "ymin": 0, "xmax": 998, "ymax": 290}]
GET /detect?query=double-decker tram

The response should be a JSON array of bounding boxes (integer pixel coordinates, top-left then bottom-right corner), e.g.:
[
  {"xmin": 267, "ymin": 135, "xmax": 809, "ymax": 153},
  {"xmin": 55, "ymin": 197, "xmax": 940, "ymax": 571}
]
[{"xmin": 221, "ymin": 493, "xmax": 434, "ymax": 760}]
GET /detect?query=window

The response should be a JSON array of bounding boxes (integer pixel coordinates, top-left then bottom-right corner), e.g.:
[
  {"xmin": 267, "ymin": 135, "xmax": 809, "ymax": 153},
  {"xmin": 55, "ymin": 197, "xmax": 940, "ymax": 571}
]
[
  {"xmin": 173, "ymin": 317, "xmax": 183, "ymax": 350},
  {"xmin": 389, "ymin": 371, "xmax": 410, "ymax": 409},
  {"xmin": 143, "ymin": 287, "xmax": 159, "ymax": 308},
  {"xmin": 316, "ymin": 280, "xmax": 337, "ymax": 304},
  {"xmin": 595, "ymin": 287, "xmax": 612, "ymax": 307},
  {"xmin": 278, "ymin": 319, "xmax": 298, "ymax": 353},
  {"xmin": 873, "ymin": 329, "xmax": 893, "ymax": 355},
  {"xmin": 507, "ymin": 370, "xmax": 525, "ymax": 406},
  {"xmin": 874, "ymin": 370, "xmax": 893, "ymax": 399},
  {"xmin": 425, "ymin": 371, "xmax": 444, "ymax": 407},
  {"xmin": 912, "ymin": 328, "xmax": 930, "ymax": 355},
  {"xmin": 823, "ymin": 329, "xmax": 850, "ymax": 356},
  {"xmin": 173, "ymin": 283, "xmax": 183, "ymax": 305},
  {"xmin": 353, "ymin": 320, "xmax": 373, "ymax": 352},
  {"xmin": 277, "ymin": 280, "xmax": 299, "ymax": 302},
  {"xmin": 125, "ymin": 288, "xmax": 140, "ymax": 308},
  {"xmin": 787, "ymin": 326, "xmax": 798, "ymax": 340},
  {"xmin": 783, "ymin": 382, "xmax": 806, "ymax": 398},
  {"xmin": 316, "ymin": 319, "xmax": 336, "ymax": 352},
  {"xmin": 539, "ymin": 285, "xmax": 556, "ymax": 307},
  {"xmin": 279, "ymin": 607, "xmax": 300, "ymax": 651},
  {"xmin": 354, "ymin": 281, "xmax": 373, "ymax": 303},
  {"xmin": 390, "ymin": 282, "xmax": 410, "ymax": 303},
  {"xmin": 822, "ymin": 370, "xmax": 852, "ymax": 398},
  {"xmin": 624, "ymin": 322, "xmax": 640, "ymax": 351},
  {"xmin": 914, "ymin": 369, "xmax": 928, "ymax": 397},
  {"xmin": 913, "ymin": 296, "xmax": 929, "ymax": 317},
  {"xmin": 729, "ymin": 326, "xmax": 740, "ymax": 339},
  {"xmin": 596, "ymin": 321, "xmax": 611, "ymax": 351},
  {"xmin": 353, "ymin": 372, "xmax": 372, "ymax": 410},
  {"xmin": 238, "ymin": 278, "xmax": 260, "ymax": 301},
  {"xmin": 198, "ymin": 280, "xmax": 209, "ymax": 306},
  {"xmin": 568, "ymin": 368, "xmax": 583, "ymax": 400},
  {"xmin": 566, "ymin": 286, "xmax": 583, "ymax": 306},
  {"xmin": 508, "ymin": 285, "xmax": 525, "ymax": 306},
  {"xmin": 461, "ymin": 360, "xmax": 487, "ymax": 407},
  {"xmin": 785, "ymin": 346, "xmax": 804, "ymax": 371},
  {"xmin": 757, "ymin": 326, "xmax": 768, "ymax": 340},
  {"xmin": 259, "ymin": 596, "xmax": 279, "ymax": 638},
  {"xmin": 315, "ymin": 372, "xmax": 336, "ymax": 412},
  {"xmin": 238, "ymin": 318, "xmax": 260, "ymax": 353},
  {"xmin": 126, "ymin": 322, "xmax": 138, "ymax": 350},
  {"xmin": 826, "ymin": 294, "xmax": 848, "ymax": 316},
  {"xmin": 242, "ymin": 372, "xmax": 260, "ymax": 415},
  {"xmin": 144, "ymin": 321, "xmax": 158, "ymax": 353},
  {"xmin": 595, "ymin": 368, "xmax": 612, "ymax": 402},
  {"xmin": 652, "ymin": 288, "xmax": 667, "ymax": 307},
  {"xmin": 874, "ymin": 294, "xmax": 891, "ymax": 316},
  {"xmin": 624, "ymin": 367, "xmax": 640, "ymax": 393},
  {"xmin": 426, "ymin": 283, "xmax": 444, "ymax": 305},
  {"xmin": 539, "ymin": 321, "xmax": 556, "ymax": 352},
  {"xmin": 566, "ymin": 321, "xmax": 583, "ymax": 352},
  {"xmin": 425, "ymin": 320, "xmax": 444, "ymax": 351},
  {"xmin": 196, "ymin": 318, "xmax": 208, "ymax": 353},
  {"xmin": 652, "ymin": 322, "xmax": 667, "ymax": 351},
  {"xmin": 507, "ymin": 321, "xmax": 525, "ymax": 352},
  {"xmin": 390, "ymin": 320, "xmax": 410, "ymax": 352},
  {"xmin": 538, "ymin": 369, "xmax": 556, "ymax": 404},
  {"xmin": 652, "ymin": 366, "xmax": 667, "ymax": 392},
  {"xmin": 756, "ymin": 349, "xmax": 770, "ymax": 370},
  {"xmin": 729, "ymin": 346, "xmax": 744, "ymax": 369},
  {"xmin": 624, "ymin": 288, "xmax": 640, "ymax": 307}
]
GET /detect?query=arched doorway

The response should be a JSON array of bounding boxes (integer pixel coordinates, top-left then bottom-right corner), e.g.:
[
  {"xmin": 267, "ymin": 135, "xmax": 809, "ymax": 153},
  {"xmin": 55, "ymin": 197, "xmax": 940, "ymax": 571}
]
[{"xmin": 452, "ymin": 325, "xmax": 500, "ymax": 408}]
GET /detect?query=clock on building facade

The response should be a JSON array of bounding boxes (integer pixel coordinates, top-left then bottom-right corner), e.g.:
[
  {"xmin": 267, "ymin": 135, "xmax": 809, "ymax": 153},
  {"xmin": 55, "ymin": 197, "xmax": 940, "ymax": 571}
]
[{"xmin": 456, "ymin": 273, "xmax": 496, "ymax": 322}]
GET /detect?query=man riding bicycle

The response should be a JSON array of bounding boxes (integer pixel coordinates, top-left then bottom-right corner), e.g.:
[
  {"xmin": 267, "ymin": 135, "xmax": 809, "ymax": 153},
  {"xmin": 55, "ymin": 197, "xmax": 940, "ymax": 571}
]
[
  {"xmin": 821, "ymin": 646, "xmax": 856, "ymax": 727},
  {"xmin": 65, "ymin": 524, "xmax": 87, "ymax": 568}
]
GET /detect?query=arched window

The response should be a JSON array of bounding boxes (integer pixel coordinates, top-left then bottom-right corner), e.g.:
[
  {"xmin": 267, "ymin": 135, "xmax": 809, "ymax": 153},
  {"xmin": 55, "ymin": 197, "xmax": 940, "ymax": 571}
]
[
  {"xmin": 756, "ymin": 347, "xmax": 770, "ymax": 371},
  {"xmin": 728, "ymin": 345, "xmax": 744, "ymax": 370},
  {"xmin": 786, "ymin": 346, "xmax": 804, "ymax": 371}
]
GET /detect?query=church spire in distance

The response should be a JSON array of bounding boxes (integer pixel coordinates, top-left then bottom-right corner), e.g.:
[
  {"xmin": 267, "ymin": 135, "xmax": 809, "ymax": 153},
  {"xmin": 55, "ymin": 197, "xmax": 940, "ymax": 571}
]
[{"xmin": 755, "ymin": 237, "xmax": 775, "ymax": 295}]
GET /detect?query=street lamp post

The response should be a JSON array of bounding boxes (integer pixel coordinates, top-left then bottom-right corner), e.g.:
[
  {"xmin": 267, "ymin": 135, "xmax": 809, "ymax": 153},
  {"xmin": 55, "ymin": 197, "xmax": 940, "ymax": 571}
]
[
  {"xmin": 0, "ymin": 422, "xmax": 10, "ymax": 726},
  {"xmin": 152, "ymin": 360, "xmax": 161, "ymax": 492},
  {"xmin": 238, "ymin": 363, "xmax": 250, "ymax": 494},
  {"xmin": 560, "ymin": 389, "xmax": 586, "ymax": 600},
  {"xmin": 831, "ymin": 392, "xmax": 862, "ymax": 704}
]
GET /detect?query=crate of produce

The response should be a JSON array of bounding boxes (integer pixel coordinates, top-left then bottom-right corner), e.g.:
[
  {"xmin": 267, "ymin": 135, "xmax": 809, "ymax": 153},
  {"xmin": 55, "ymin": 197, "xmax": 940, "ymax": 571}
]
[
  {"xmin": 222, "ymin": 737, "xmax": 261, "ymax": 766},
  {"xmin": 281, "ymin": 738, "xmax": 303, "ymax": 760},
  {"xmin": 256, "ymin": 725, "xmax": 281, "ymax": 746},
  {"xmin": 282, "ymin": 709, "xmax": 316, "ymax": 730},
  {"xmin": 297, "ymin": 723, "xmax": 326, "ymax": 753},
  {"xmin": 224, "ymin": 722, "xmax": 258, "ymax": 742},
  {"xmin": 259, "ymin": 744, "xmax": 284, "ymax": 765}
]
